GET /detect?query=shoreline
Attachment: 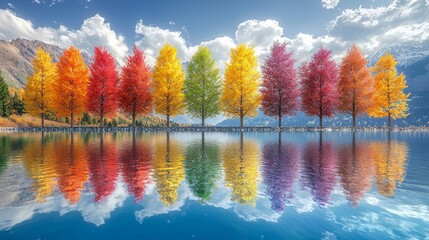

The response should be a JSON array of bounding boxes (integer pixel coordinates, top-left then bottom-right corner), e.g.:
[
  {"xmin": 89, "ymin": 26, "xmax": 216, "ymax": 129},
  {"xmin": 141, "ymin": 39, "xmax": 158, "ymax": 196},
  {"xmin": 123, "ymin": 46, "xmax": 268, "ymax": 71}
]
[{"xmin": 1, "ymin": 126, "xmax": 428, "ymax": 133}]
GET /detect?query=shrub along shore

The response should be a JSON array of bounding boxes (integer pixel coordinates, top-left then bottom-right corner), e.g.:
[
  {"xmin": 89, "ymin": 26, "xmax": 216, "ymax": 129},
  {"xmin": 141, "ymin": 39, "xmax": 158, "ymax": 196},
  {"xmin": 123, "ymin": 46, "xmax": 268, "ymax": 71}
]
[{"xmin": 0, "ymin": 126, "xmax": 428, "ymax": 133}]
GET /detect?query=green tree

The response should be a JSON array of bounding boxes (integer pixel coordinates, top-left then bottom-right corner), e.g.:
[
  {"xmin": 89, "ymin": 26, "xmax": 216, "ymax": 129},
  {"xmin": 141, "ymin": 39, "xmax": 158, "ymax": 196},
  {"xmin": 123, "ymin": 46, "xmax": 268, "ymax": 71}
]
[
  {"xmin": 12, "ymin": 92, "xmax": 25, "ymax": 116},
  {"xmin": 0, "ymin": 72, "xmax": 12, "ymax": 117},
  {"xmin": 185, "ymin": 46, "xmax": 221, "ymax": 127}
]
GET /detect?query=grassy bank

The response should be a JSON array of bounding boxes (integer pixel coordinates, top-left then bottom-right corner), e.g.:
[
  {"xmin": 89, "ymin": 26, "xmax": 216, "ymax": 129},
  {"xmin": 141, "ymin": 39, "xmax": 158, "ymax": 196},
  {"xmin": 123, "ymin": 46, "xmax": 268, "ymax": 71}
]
[{"xmin": 0, "ymin": 114, "xmax": 68, "ymax": 127}]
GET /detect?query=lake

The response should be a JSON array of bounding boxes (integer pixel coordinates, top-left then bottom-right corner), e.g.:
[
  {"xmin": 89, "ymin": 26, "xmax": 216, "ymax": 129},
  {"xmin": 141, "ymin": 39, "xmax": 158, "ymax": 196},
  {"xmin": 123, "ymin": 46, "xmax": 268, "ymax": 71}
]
[{"xmin": 0, "ymin": 131, "xmax": 428, "ymax": 239}]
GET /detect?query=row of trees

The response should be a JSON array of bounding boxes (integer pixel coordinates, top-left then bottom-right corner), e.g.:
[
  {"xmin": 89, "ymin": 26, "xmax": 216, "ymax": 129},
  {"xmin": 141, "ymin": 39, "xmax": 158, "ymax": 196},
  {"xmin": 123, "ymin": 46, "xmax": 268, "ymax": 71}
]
[{"xmin": 22, "ymin": 41, "xmax": 409, "ymax": 128}]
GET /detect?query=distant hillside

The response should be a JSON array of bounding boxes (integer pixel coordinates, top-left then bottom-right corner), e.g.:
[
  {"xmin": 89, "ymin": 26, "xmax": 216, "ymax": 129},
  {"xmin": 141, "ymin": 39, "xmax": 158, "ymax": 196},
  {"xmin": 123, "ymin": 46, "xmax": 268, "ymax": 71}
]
[{"xmin": 0, "ymin": 38, "xmax": 91, "ymax": 88}]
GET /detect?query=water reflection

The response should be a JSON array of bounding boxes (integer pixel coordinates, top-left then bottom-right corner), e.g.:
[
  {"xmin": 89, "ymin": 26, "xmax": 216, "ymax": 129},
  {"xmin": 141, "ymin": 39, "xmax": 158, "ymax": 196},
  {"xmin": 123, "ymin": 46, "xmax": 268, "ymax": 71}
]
[
  {"xmin": 185, "ymin": 132, "xmax": 221, "ymax": 202},
  {"xmin": 301, "ymin": 133, "xmax": 337, "ymax": 206},
  {"xmin": 152, "ymin": 132, "xmax": 185, "ymax": 206},
  {"xmin": 337, "ymin": 134, "xmax": 375, "ymax": 206},
  {"xmin": 373, "ymin": 135, "xmax": 408, "ymax": 197},
  {"xmin": 55, "ymin": 133, "xmax": 89, "ymax": 204},
  {"xmin": 262, "ymin": 132, "xmax": 299, "ymax": 212},
  {"xmin": 119, "ymin": 133, "xmax": 151, "ymax": 203},
  {"xmin": 88, "ymin": 134, "xmax": 119, "ymax": 202},
  {"xmin": 223, "ymin": 133, "xmax": 260, "ymax": 206},
  {"xmin": 0, "ymin": 131, "xmax": 414, "ymax": 230},
  {"xmin": 22, "ymin": 133, "xmax": 57, "ymax": 203}
]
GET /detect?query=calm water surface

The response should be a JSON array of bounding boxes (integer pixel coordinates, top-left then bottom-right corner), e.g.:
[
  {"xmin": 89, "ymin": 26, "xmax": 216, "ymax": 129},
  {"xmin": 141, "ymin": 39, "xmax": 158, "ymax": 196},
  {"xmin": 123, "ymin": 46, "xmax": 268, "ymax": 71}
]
[{"xmin": 0, "ymin": 131, "xmax": 428, "ymax": 239}]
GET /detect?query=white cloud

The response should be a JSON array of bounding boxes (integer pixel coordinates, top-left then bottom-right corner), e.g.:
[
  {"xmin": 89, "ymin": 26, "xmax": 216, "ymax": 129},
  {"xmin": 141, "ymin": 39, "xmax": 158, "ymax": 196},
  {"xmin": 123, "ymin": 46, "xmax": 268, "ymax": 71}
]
[
  {"xmin": 168, "ymin": 21, "xmax": 176, "ymax": 26},
  {"xmin": 33, "ymin": 0, "xmax": 41, "ymax": 4},
  {"xmin": 199, "ymin": 36, "xmax": 236, "ymax": 70},
  {"xmin": 0, "ymin": 10, "xmax": 128, "ymax": 65},
  {"xmin": 7, "ymin": 3, "xmax": 15, "ymax": 9},
  {"xmin": 135, "ymin": 20, "xmax": 193, "ymax": 66},
  {"xmin": 329, "ymin": 0, "xmax": 429, "ymax": 48},
  {"xmin": 235, "ymin": 19, "xmax": 286, "ymax": 63},
  {"xmin": 322, "ymin": 0, "xmax": 340, "ymax": 9}
]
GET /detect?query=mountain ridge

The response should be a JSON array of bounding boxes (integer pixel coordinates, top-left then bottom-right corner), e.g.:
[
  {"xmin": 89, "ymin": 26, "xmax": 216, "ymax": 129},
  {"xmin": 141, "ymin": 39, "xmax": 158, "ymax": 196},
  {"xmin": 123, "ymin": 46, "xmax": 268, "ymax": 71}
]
[{"xmin": 0, "ymin": 38, "xmax": 91, "ymax": 88}]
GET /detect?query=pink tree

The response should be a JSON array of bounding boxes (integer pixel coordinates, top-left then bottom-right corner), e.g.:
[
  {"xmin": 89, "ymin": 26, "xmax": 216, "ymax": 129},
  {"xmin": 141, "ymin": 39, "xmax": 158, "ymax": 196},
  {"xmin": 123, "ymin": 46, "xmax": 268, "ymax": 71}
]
[
  {"xmin": 261, "ymin": 42, "xmax": 300, "ymax": 128},
  {"xmin": 300, "ymin": 48, "xmax": 339, "ymax": 128}
]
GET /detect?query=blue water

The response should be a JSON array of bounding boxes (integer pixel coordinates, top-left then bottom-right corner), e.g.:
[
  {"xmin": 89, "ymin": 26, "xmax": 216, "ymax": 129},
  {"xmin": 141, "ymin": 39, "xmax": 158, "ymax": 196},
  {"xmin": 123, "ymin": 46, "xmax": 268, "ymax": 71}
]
[{"xmin": 0, "ymin": 131, "xmax": 428, "ymax": 239}]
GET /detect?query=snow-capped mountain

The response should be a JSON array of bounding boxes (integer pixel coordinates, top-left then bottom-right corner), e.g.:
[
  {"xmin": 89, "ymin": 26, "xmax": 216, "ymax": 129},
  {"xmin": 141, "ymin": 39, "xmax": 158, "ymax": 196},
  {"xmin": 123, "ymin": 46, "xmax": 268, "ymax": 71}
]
[{"xmin": 367, "ymin": 43, "xmax": 429, "ymax": 68}]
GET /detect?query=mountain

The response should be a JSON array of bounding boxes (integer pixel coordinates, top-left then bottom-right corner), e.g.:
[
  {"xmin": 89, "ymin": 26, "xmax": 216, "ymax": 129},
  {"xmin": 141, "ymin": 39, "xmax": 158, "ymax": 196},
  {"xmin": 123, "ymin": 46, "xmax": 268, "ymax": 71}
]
[
  {"xmin": 0, "ymin": 38, "xmax": 91, "ymax": 88},
  {"xmin": 368, "ymin": 43, "xmax": 429, "ymax": 68}
]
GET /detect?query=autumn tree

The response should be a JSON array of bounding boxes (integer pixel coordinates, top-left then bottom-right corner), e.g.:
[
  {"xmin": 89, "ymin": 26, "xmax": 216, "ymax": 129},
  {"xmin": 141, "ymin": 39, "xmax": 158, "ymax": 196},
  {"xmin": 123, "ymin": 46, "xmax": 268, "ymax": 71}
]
[
  {"xmin": 23, "ymin": 48, "xmax": 57, "ymax": 127},
  {"xmin": 338, "ymin": 45, "xmax": 374, "ymax": 128},
  {"xmin": 86, "ymin": 47, "xmax": 119, "ymax": 127},
  {"xmin": 119, "ymin": 46, "xmax": 152, "ymax": 127},
  {"xmin": 0, "ymin": 72, "xmax": 12, "ymax": 117},
  {"xmin": 52, "ymin": 47, "xmax": 89, "ymax": 128},
  {"xmin": 261, "ymin": 42, "xmax": 299, "ymax": 128},
  {"xmin": 152, "ymin": 44, "xmax": 185, "ymax": 128},
  {"xmin": 370, "ymin": 53, "xmax": 409, "ymax": 128},
  {"xmin": 220, "ymin": 44, "xmax": 261, "ymax": 128},
  {"xmin": 184, "ymin": 46, "xmax": 221, "ymax": 127},
  {"xmin": 300, "ymin": 48, "xmax": 339, "ymax": 128}
]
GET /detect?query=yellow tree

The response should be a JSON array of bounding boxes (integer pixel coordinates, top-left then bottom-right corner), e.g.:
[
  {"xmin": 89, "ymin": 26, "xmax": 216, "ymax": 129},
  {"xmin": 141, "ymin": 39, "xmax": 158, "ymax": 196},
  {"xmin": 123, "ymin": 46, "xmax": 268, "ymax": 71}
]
[
  {"xmin": 151, "ymin": 44, "xmax": 185, "ymax": 127},
  {"xmin": 370, "ymin": 53, "xmax": 410, "ymax": 128},
  {"xmin": 220, "ymin": 44, "xmax": 260, "ymax": 128},
  {"xmin": 52, "ymin": 47, "xmax": 89, "ymax": 127},
  {"xmin": 24, "ymin": 47, "xmax": 57, "ymax": 128}
]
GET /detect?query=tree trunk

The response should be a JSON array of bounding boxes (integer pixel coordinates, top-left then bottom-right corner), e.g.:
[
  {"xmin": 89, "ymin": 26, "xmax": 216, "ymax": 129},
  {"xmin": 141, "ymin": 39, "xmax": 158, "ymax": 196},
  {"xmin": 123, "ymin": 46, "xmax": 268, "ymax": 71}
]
[
  {"xmin": 41, "ymin": 113, "xmax": 45, "ymax": 128},
  {"xmin": 70, "ymin": 113, "xmax": 74, "ymax": 129},
  {"xmin": 240, "ymin": 108, "xmax": 244, "ymax": 129},
  {"xmin": 202, "ymin": 116, "xmax": 205, "ymax": 128},
  {"xmin": 388, "ymin": 112, "xmax": 391, "ymax": 128},
  {"xmin": 319, "ymin": 115, "xmax": 323, "ymax": 128},
  {"xmin": 132, "ymin": 111, "xmax": 136, "ymax": 128},
  {"xmin": 100, "ymin": 114, "xmax": 104, "ymax": 128},
  {"xmin": 278, "ymin": 113, "xmax": 282, "ymax": 129},
  {"xmin": 352, "ymin": 114, "xmax": 356, "ymax": 129},
  {"xmin": 167, "ymin": 114, "xmax": 170, "ymax": 128}
]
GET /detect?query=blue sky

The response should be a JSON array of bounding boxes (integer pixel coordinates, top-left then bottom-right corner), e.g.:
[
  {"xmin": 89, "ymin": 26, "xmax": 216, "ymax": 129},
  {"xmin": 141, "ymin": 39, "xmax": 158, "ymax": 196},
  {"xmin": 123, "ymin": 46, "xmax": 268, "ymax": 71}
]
[{"xmin": 0, "ymin": 0, "xmax": 428, "ymax": 67}]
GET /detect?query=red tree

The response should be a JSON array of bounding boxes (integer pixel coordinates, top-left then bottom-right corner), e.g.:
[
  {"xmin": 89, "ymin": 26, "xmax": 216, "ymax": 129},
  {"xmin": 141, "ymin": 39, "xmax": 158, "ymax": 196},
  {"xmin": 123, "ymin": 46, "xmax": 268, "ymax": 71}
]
[
  {"xmin": 87, "ymin": 47, "xmax": 119, "ymax": 127},
  {"xmin": 261, "ymin": 42, "xmax": 300, "ymax": 128},
  {"xmin": 300, "ymin": 48, "xmax": 339, "ymax": 127},
  {"xmin": 119, "ymin": 46, "xmax": 152, "ymax": 127}
]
